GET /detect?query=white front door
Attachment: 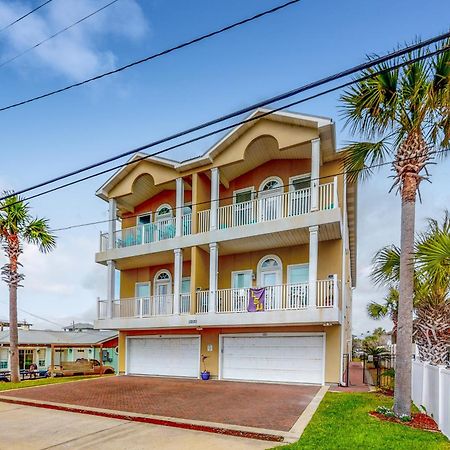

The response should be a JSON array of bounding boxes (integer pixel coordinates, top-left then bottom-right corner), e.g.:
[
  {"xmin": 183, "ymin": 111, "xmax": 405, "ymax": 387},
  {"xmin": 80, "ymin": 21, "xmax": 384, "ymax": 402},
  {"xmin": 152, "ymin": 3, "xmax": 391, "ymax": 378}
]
[
  {"xmin": 258, "ymin": 179, "xmax": 283, "ymax": 222},
  {"xmin": 155, "ymin": 282, "xmax": 171, "ymax": 315},
  {"xmin": 221, "ymin": 334, "xmax": 324, "ymax": 384},
  {"xmin": 127, "ymin": 336, "xmax": 200, "ymax": 377},
  {"xmin": 261, "ymin": 271, "xmax": 281, "ymax": 310}
]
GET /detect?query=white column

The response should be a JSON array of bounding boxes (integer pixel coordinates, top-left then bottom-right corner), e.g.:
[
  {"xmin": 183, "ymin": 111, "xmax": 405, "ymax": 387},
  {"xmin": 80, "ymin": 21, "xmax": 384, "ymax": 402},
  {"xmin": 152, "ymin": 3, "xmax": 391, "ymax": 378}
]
[
  {"xmin": 107, "ymin": 199, "xmax": 117, "ymax": 319},
  {"xmin": 173, "ymin": 248, "xmax": 183, "ymax": 315},
  {"xmin": 175, "ymin": 177, "xmax": 184, "ymax": 237},
  {"xmin": 311, "ymin": 138, "xmax": 320, "ymax": 212},
  {"xmin": 210, "ymin": 168, "xmax": 220, "ymax": 230},
  {"xmin": 108, "ymin": 199, "xmax": 117, "ymax": 250},
  {"xmin": 309, "ymin": 225, "xmax": 319, "ymax": 307},
  {"xmin": 209, "ymin": 242, "xmax": 218, "ymax": 313}
]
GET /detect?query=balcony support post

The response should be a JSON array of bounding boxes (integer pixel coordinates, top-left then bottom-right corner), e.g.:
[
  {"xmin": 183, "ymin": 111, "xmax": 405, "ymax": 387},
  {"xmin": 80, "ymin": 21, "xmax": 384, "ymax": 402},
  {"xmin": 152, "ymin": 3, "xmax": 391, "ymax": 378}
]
[
  {"xmin": 108, "ymin": 199, "xmax": 117, "ymax": 249},
  {"xmin": 106, "ymin": 198, "xmax": 117, "ymax": 319},
  {"xmin": 311, "ymin": 138, "xmax": 320, "ymax": 212},
  {"xmin": 173, "ymin": 248, "xmax": 183, "ymax": 315},
  {"xmin": 309, "ymin": 225, "xmax": 319, "ymax": 307},
  {"xmin": 175, "ymin": 178, "xmax": 184, "ymax": 237},
  {"xmin": 333, "ymin": 176, "xmax": 338, "ymax": 209},
  {"xmin": 210, "ymin": 168, "xmax": 219, "ymax": 231},
  {"xmin": 209, "ymin": 242, "xmax": 218, "ymax": 313}
]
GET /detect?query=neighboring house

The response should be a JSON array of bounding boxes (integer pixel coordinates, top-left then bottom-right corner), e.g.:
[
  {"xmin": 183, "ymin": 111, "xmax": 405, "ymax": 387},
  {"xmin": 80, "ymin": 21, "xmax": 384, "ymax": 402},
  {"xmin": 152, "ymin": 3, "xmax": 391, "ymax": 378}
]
[
  {"xmin": 62, "ymin": 322, "xmax": 95, "ymax": 332},
  {"xmin": 0, "ymin": 319, "xmax": 32, "ymax": 331},
  {"xmin": 95, "ymin": 108, "xmax": 357, "ymax": 385},
  {"xmin": 0, "ymin": 329, "xmax": 118, "ymax": 372}
]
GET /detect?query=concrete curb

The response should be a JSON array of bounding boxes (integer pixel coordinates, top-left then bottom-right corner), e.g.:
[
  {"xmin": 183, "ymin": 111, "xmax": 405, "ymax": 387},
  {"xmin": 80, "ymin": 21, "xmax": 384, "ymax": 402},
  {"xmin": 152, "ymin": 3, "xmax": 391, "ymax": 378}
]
[
  {"xmin": 286, "ymin": 385, "xmax": 329, "ymax": 442},
  {"xmin": 0, "ymin": 395, "xmax": 296, "ymax": 443}
]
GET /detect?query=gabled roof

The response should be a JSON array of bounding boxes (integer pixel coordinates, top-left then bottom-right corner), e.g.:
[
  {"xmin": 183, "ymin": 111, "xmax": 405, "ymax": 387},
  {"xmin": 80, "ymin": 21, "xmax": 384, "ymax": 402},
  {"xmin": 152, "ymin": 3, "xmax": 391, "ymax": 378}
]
[{"xmin": 96, "ymin": 108, "xmax": 335, "ymax": 201}]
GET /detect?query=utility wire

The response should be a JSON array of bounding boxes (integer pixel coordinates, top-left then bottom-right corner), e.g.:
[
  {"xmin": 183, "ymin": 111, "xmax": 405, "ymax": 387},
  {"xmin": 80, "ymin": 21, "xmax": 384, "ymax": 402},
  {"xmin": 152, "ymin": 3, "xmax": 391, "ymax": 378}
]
[
  {"xmin": 0, "ymin": 0, "xmax": 302, "ymax": 113},
  {"xmin": 0, "ymin": 0, "xmax": 54, "ymax": 33},
  {"xmin": 0, "ymin": 0, "xmax": 121, "ymax": 69},
  {"xmin": 2, "ymin": 40, "xmax": 448, "ymax": 214},
  {"xmin": 49, "ymin": 147, "xmax": 449, "ymax": 233},
  {"xmin": 1, "ymin": 30, "xmax": 449, "ymax": 204}
]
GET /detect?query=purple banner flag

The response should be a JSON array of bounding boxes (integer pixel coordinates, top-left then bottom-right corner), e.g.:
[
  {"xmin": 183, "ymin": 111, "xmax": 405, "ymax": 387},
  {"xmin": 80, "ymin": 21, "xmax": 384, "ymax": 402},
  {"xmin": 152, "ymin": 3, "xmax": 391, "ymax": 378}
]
[{"xmin": 247, "ymin": 287, "xmax": 265, "ymax": 312}]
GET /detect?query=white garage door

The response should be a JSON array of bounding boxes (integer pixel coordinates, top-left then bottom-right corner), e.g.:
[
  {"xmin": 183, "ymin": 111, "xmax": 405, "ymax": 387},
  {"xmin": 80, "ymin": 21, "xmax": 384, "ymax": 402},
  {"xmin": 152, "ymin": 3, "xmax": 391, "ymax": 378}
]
[
  {"xmin": 127, "ymin": 336, "xmax": 200, "ymax": 377},
  {"xmin": 221, "ymin": 334, "xmax": 324, "ymax": 384}
]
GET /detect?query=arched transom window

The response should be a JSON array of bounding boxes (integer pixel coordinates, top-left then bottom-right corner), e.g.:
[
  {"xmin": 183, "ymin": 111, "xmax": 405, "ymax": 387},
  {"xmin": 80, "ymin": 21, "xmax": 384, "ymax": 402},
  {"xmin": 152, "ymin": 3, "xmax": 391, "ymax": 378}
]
[{"xmin": 156, "ymin": 204, "xmax": 172, "ymax": 218}]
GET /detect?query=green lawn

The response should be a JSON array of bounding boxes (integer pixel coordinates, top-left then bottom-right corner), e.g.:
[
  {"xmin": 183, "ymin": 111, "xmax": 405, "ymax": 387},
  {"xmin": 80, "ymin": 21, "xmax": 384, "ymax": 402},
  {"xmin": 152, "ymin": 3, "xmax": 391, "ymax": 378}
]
[
  {"xmin": 0, "ymin": 375, "xmax": 100, "ymax": 392},
  {"xmin": 275, "ymin": 392, "xmax": 450, "ymax": 450}
]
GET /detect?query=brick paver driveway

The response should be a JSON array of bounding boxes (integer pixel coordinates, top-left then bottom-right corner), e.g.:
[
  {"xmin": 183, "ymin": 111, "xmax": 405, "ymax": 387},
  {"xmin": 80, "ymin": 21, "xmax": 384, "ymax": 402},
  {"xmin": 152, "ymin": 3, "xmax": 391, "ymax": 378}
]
[{"xmin": 1, "ymin": 376, "xmax": 320, "ymax": 431}]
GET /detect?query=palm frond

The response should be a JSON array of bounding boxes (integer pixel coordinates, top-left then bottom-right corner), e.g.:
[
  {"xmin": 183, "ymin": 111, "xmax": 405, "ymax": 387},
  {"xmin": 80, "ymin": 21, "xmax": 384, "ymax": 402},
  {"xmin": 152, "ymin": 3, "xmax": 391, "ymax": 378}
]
[
  {"xmin": 0, "ymin": 192, "xmax": 31, "ymax": 236},
  {"xmin": 23, "ymin": 218, "xmax": 56, "ymax": 253},
  {"xmin": 371, "ymin": 245, "xmax": 401, "ymax": 286},
  {"xmin": 341, "ymin": 139, "xmax": 392, "ymax": 183}
]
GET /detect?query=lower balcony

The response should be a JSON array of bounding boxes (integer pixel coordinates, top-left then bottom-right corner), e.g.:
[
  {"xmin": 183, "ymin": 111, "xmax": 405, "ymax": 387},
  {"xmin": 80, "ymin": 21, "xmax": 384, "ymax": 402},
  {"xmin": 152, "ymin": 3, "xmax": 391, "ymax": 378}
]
[{"xmin": 96, "ymin": 278, "xmax": 340, "ymax": 329}]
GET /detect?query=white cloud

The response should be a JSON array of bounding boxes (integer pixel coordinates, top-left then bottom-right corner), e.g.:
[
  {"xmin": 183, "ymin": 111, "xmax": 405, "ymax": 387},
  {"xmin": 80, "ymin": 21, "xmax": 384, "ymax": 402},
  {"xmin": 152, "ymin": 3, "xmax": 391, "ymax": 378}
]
[
  {"xmin": 0, "ymin": 229, "xmax": 106, "ymax": 329},
  {"xmin": 0, "ymin": 0, "xmax": 149, "ymax": 80}
]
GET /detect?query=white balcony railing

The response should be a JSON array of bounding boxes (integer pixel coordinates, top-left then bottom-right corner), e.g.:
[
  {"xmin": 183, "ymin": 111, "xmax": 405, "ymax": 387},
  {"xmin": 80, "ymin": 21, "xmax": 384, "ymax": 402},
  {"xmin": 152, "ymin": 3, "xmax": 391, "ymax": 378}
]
[
  {"xmin": 101, "ymin": 214, "xmax": 192, "ymax": 250},
  {"xmin": 195, "ymin": 278, "xmax": 338, "ymax": 314},
  {"xmin": 180, "ymin": 293, "xmax": 191, "ymax": 314},
  {"xmin": 97, "ymin": 279, "xmax": 338, "ymax": 320},
  {"xmin": 197, "ymin": 180, "xmax": 337, "ymax": 233}
]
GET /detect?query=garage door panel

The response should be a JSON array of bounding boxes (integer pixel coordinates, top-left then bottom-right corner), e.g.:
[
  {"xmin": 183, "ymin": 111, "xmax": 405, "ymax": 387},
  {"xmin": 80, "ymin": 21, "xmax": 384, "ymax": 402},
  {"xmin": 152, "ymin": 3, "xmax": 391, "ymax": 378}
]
[
  {"xmin": 127, "ymin": 337, "xmax": 199, "ymax": 378},
  {"xmin": 221, "ymin": 335, "xmax": 324, "ymax": 384}
]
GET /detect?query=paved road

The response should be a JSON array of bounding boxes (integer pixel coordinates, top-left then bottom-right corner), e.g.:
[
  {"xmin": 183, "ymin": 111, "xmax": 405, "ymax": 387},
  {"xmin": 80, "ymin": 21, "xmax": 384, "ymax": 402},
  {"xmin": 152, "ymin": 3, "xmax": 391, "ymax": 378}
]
[{"xmin": 0, "ymin": 402, "xmax": 272, "ymax": 450}]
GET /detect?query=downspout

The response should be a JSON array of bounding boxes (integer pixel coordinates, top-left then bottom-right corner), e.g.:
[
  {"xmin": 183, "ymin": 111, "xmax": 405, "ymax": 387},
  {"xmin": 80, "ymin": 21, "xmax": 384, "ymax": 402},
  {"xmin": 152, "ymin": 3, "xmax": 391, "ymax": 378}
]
[{"xmin": 339, "ymin": 173, "xmax": 348, "ymax": 385}]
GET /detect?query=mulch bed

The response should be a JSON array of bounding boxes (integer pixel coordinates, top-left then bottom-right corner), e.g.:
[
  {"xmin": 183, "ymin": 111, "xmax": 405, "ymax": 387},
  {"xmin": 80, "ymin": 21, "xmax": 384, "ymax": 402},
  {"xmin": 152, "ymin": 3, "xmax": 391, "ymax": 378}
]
[{"xmin": 369, "ymin": 411, "xmax": 440, "ymax": 432}]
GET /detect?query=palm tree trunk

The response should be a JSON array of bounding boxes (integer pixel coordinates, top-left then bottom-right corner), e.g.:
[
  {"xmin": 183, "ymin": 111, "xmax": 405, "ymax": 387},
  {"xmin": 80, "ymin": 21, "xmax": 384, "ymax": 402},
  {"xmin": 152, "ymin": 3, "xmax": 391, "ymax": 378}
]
[
  {"xmin": 393, "ymin": 188, "xmax": 415, "ymax": 416},
  {"xmin": 9, "ymin": 282, "xmax": 19, "ymax": 383}
]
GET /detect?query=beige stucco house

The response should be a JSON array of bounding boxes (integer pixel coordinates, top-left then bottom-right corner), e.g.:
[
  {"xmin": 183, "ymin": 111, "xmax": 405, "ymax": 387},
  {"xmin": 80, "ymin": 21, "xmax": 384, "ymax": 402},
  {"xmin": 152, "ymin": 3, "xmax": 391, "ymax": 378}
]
[{"xmin": 94, "ymin": 109, "xmax": 357, "ymax": 385}]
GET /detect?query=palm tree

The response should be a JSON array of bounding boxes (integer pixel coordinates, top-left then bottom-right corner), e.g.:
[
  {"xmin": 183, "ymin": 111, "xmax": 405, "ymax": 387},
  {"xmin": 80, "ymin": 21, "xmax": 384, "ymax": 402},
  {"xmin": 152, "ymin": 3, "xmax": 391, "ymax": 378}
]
[
  {"xmin": 341, "ymin": 40, "xmax": 450, "ymax": 415},
  {"xmin": 370, "ymin": 213, "xmax": 450, "ymax": 365},
  {"xmin": 414, "ymin": 212, "xmax": 450, "ymax": 364},
  {"xmin": 0, "ymin": 193, "xmax": 56, "ymax": 382}
]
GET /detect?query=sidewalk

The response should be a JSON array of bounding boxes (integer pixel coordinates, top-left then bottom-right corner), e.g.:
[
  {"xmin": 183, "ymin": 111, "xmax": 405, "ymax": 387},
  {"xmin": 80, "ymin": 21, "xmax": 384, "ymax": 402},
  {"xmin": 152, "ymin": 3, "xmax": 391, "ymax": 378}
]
[{"xmin": 330, "ymin": 362, "xmax": 371, "ymax": 392}]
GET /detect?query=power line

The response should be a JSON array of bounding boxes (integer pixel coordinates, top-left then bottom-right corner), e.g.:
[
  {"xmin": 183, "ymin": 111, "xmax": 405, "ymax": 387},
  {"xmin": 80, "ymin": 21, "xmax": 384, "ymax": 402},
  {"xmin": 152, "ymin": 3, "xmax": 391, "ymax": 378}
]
[
  {"xmin": 49, "ymin": 147, "xmax": 449, "ymax": 233},
  {"xmin": 1, "ymin": 31, "xmax": 449, "ymax": 205},
  {"xmin": 0, "ymin": 0, "xmax": 302, "ymax": 113},
  {"xmin": 2, "ymin": 40, "xmax": 448, "ymax": 213},
  {"xmin": 0, "ymin": 0, "xmax": 54, "ymax": 33},
  {"xmin": 0, "ymin": 0, "xmax": 121, "ymax": 69}
]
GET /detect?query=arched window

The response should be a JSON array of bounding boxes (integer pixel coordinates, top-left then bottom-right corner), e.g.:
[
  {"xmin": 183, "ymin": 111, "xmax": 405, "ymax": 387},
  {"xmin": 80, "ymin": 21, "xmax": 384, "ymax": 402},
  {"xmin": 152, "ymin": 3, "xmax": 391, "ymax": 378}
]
[
  {"xmin": 260, "ymin": 177, "xmax": 283, "ymax": 194},
  {"xmin": 156, "ymin": 204, "xmax": 172, "ymax": 219},
  {"xmin": 156, "ymin": 271, "xmax": 170, "ymax": 281},
  {"xmin": 257, "ymin": 255, "xmax": 282, "ymax": 287}
]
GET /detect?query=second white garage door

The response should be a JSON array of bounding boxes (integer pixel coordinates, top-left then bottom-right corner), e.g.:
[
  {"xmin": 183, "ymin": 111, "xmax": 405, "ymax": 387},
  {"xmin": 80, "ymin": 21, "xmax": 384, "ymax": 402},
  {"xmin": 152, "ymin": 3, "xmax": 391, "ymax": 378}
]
[
  {"xmin": 221, "ymin": 334, "xmax": 324, "ymax": 384},
  {"xmin": 127, "ymin": 336, "xmax": 200, "ymax": 377}
]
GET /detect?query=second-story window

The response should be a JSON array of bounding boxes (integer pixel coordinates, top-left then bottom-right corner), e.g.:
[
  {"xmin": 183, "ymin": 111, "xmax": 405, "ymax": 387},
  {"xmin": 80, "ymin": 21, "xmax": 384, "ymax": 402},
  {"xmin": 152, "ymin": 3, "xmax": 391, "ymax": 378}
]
[
  {"xmin": 137, "ymin": 213, "xmax": 152, "ymax": 226},
  {"xmin": 156, "ymin": 204, "xmax": 172, "ymax": 220},
  {"xmin": 291, "ymin": 174, "xmax": 311, "ymax": 191}
]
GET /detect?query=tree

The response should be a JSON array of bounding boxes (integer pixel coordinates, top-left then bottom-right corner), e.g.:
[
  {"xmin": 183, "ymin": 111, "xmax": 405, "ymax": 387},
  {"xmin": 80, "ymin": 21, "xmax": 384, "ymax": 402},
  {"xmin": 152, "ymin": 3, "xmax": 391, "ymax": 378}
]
[
  {"xmin": 369, "ymin": 212, "xmax": 450, "ymax": 366},
  {"xmin": 414, "ymin": 212, "xmax": 450, "ymax": 364},
  {"xmin": 0, "ymin": 193, "xmax": 56, "ymax": 382},
  {"xmin": 340, "ymin": 41, "xmax": 450, "ymax": 415}
]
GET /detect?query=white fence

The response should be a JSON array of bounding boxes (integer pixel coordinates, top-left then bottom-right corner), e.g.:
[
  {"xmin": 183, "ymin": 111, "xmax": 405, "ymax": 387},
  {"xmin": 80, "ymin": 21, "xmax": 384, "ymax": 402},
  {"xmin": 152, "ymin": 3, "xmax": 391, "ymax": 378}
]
[{"xmin": 412, "ymin": 359, "xmax": 450, "ymax": 438}]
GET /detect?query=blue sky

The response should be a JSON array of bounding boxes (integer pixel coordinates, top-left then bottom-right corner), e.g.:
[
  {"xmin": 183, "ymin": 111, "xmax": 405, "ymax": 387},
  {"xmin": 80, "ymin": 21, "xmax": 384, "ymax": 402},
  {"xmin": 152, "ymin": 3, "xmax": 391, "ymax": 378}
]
[{"xmin": 0, "ymin": 0, "xmax": 449, "ymax": 333}]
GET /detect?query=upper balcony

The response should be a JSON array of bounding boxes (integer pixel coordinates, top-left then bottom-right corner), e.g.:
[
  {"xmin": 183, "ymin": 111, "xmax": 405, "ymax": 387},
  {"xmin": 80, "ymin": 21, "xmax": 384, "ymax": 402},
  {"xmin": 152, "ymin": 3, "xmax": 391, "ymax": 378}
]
[{"xmin": 97, "ymin": 178, "xmax": 341, "ymax": 266}]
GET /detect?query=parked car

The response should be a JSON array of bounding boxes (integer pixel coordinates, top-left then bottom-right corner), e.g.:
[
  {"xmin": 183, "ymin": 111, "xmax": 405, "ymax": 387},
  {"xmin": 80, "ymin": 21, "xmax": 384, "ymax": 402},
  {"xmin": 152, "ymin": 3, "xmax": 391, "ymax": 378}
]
[{"xmin": 50, "ymin": 358, "xmax": 115, "ymax": 377}]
